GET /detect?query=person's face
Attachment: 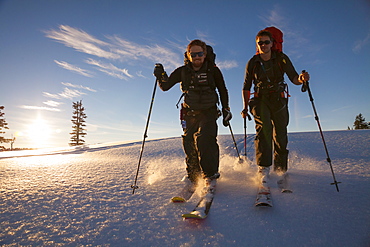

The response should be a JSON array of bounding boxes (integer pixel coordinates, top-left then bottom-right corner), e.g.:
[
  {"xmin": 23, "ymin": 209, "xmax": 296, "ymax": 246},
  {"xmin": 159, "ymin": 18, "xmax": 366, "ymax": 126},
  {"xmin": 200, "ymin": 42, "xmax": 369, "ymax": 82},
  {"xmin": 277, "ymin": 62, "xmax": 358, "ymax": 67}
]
[
  {"xmin": 256, "ymin": 36, "xmax": 273, "ymax": 54},
  {"xmin": 188, "ymin": 45, "xmax": 205, "ymax": 67}
]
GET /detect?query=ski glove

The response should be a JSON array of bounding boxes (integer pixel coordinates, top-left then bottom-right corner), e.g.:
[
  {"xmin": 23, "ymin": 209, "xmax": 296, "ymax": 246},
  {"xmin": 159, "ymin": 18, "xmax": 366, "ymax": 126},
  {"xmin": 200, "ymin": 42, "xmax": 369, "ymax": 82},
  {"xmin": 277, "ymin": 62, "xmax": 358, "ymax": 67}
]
[
  {"xmin": 222, "ymin": 108, "xmax": 232, "ymax": 127},
  {"xmin": 154, "ymin": 63, "xmax": 165, "ymax": 79}
]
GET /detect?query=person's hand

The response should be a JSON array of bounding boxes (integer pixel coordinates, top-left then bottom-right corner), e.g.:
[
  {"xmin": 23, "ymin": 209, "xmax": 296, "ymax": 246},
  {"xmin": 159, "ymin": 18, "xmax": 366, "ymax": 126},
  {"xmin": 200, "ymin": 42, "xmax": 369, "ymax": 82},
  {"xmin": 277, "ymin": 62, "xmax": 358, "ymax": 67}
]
[
  {"xmin": 154, "ymin": 63, "xmax": 164, "ymax": 79},
  {"xmin": 299, "ymin": 71, "xmax": 310, "ymax": 83},
  {"xmin": 241, "ymin": 109, "xmax": 248, "ymax": 119},
  {"xmin": 222, "ymin": 108, "xmax": 232, "ymax": 127}
]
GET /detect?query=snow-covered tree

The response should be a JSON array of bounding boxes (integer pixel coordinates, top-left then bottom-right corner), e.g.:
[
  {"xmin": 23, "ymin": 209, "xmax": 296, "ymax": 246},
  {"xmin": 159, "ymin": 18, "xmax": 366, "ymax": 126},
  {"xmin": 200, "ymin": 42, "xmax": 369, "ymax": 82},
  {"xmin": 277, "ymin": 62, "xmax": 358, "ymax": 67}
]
[
  {"xmin": 0, "ymin": 106, "xmax": 10, "ymax": 144},
  {"xmin": 69, "ymin": 100, "xmax": 87, "ymax": 146},
  {"xmin": 353, "ymin": 113, "xmax": 370, "ymax": 129}
]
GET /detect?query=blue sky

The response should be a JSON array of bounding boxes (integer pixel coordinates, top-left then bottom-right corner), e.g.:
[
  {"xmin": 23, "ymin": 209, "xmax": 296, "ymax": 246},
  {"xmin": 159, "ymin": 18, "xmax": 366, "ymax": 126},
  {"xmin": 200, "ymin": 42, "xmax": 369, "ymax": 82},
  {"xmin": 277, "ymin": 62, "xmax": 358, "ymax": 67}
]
[{"xmin": 1, "ymin": 0, "xmax": 369, "ymax": 148}]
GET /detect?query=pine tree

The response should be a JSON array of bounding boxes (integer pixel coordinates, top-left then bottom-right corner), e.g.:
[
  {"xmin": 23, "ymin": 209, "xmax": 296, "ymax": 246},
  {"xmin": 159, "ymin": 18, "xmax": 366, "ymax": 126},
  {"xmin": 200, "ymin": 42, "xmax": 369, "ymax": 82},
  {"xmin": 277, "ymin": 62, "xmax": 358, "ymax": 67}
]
[
  {"xmin": 69, "ymin": 100, "xmax": 87, "ymax": 146},
  {"xmin": 0, "ymin": 106, "xmax": 9, "ymax": 144},
  {"xmin": 353, "ymin": 113, "xmax": 370, "ymax": 129}
]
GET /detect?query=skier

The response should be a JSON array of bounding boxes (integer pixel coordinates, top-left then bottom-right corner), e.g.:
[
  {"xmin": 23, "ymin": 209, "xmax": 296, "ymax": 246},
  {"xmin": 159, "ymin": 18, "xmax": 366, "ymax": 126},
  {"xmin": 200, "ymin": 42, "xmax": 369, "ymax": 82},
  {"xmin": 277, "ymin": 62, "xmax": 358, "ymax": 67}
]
[
  {"xmin": 154, "ymin": 39, "xmax": 231, "ymax": 189},
  {"xmin": 241, "ymin": 29, "xmax": 310, "ymax": 183}
]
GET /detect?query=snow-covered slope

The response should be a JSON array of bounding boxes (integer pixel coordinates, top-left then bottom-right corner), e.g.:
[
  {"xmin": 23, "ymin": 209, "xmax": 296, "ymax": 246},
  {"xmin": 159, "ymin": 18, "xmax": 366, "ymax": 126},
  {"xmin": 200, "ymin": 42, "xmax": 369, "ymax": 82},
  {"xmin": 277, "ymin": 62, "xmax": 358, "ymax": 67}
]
[{"xmin": 1, "ymin": 130, "xmax": 369, "ymax": 246}]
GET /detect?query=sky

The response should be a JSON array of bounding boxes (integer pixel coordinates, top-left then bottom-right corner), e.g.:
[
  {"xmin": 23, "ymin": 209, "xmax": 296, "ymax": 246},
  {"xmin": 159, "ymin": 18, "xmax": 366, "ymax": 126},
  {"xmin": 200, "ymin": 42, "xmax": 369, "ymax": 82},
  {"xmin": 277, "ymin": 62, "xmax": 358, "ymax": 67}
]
[{"xmin": 1, "ymin": 0, "xmax": 369, "ymax": 149}]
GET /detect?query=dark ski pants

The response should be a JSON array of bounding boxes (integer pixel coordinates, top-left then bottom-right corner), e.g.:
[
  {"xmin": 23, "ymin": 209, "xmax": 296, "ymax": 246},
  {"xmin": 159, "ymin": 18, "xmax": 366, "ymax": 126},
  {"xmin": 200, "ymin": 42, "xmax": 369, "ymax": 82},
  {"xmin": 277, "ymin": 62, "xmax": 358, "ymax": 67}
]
[
  {"xmin": 250, "ymin": 95, "xmax": 289, "ymax": 172},
  {"xmin": 182, "ymin": 108, "xmax": 219, "ymax": 182}
]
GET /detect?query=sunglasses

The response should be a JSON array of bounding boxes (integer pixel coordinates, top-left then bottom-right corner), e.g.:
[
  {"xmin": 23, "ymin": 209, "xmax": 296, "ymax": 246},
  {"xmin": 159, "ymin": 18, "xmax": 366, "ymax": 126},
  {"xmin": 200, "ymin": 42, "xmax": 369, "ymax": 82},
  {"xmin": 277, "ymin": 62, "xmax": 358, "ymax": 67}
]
[
  {"xmin": 190, "ymin": 51, "xmax": 204, "ymax": 58},
  {"xmin": 257, "ymin": 40, "xmax": 272, "ymax": 46}
]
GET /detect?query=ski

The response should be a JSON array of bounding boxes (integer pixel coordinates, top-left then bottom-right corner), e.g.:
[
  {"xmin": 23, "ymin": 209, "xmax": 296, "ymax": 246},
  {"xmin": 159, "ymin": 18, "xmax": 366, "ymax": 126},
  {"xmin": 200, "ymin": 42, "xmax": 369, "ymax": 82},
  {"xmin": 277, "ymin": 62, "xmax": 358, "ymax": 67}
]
[
  {"xmin": 277, "ymin": 173, "xmax": 293, "ymax": 193},
  {"xmin": 171, "ymin": 176, "xmax": 196, "ymax": 203},
  {"xmin": 171, "ymin": 183, "xmax": 195, "ymax": 203},
  {"xmin": 255, "ymin": 185, "xmax": 273, "ymax": 207},
  {"xmin": 182, "ymin": 180, "xmax": 216, "ymax": 219}
]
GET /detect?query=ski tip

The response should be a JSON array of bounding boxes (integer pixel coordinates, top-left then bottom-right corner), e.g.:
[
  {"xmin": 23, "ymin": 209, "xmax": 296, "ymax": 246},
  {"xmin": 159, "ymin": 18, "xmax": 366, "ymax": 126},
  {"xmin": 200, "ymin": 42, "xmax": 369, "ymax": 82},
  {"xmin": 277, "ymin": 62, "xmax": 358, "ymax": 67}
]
[
  {"xmin": 182, "ymin": 210, "xmax": 207, "ymax": 219},
  {"xmin": 255, "ymin": 202, "xmax": 273, "ymax": 207},
  {"xmin": 281, "ymin": 189, "xmax": 293, "ymax": 193},
  {"xmin": 182, "ymin": 213, "xmax": 207, "ymax": 220},
  {"xmin": 171, "ymin": 197, "xmax": 186, "ymax": 203}
]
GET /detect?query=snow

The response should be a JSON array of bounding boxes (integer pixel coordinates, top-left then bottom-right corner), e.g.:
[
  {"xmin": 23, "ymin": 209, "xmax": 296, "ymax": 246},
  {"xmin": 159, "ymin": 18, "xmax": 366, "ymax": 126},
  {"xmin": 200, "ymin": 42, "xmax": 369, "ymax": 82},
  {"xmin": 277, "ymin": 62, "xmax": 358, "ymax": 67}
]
[{"xmin": 1, "ymin": 130, "xmax": 369, "ymax": 246}]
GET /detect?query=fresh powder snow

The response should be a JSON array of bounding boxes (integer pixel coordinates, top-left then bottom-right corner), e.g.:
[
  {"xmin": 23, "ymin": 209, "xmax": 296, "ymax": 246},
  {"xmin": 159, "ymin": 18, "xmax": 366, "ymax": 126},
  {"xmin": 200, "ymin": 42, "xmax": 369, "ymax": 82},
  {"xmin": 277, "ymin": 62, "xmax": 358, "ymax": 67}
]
[{"xmin": 1, "ymin": 130, "xmax": 369, "ymax": 246}]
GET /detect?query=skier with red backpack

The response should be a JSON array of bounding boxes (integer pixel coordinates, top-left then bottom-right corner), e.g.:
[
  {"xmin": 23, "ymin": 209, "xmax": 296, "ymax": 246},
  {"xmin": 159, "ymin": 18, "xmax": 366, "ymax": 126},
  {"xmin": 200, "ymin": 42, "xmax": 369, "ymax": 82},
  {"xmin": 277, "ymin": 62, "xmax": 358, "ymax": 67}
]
[{"xmin": 241, "ymin": 27, "xmax": 310, "ymax": 183}]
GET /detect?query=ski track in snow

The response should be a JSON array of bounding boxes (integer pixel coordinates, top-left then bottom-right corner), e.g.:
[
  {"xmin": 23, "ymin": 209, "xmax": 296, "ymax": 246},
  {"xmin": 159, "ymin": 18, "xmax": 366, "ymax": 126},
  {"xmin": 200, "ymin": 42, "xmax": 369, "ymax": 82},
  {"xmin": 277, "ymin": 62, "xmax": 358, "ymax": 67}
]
[{"xmin": 0, "ymin": 130, "xmax": 369, "ymax": 246}]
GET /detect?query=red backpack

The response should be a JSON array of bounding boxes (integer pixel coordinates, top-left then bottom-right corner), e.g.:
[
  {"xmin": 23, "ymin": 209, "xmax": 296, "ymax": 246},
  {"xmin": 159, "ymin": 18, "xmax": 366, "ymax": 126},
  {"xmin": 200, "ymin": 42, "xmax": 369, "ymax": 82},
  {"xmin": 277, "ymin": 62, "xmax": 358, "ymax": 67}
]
[{"xmin": 256, "ymin": 26, "xmax": 283, "ymax": 54}]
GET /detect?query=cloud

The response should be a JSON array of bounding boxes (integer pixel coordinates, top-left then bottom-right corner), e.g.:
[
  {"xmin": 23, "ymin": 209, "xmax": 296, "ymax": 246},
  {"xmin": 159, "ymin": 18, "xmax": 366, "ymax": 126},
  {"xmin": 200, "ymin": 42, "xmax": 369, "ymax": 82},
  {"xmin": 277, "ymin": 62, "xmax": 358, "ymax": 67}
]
[
  {"xmin": 43, "ymin": 82, "xmax": 96, "ymax": 104},
  {"xmin": 85, "ymin": 58, "xmax": 133, "ymax": 80},
  {"xmin": 58, "ymin": 87, "xmax": 86, "ymax": 100},
  {"xmin": 109, "ymin": 35, "xmax": 181, "ymax": 69},
  {"xmin": 45, "ymin": 25, "xmax": 119, "ymax": 59},
  {"xmin": 45, "ymin": 25, "xmax": 182, "ymax": 71},
  {"xmin": 136, "ymin": 71, "xmax": 148, "ymax": 79},
  {"xmin": 20, "ymin": 105, "xmax": 61, "ymax": 112},
  {"xmin": 61, "ymin": 82, "xmax": 97, "ymax": 92},
  {"xmin": 43, "ymin": 92, "xmax": 61, "ymax": 99},
  {"xmin": 195, "ymin": 31, "xmax": 215, "ymax": 46},
  {"xmin": 217, "ymin": 60, "xmax": 238, "ymax": 70},
  {"xmin": 43, "ymin": 88, "xmax": 86, "ymax": 100},
  {"xmin": 352, "ymin": 31, "xmax": 370, "ymax": 53},
  {"xmin": 43, "ymin": 100, "xmax": 63, "ymax": 107},
  {"xmin": 54, "ymin": 60, "xmax": 94, "ymax": 77}
]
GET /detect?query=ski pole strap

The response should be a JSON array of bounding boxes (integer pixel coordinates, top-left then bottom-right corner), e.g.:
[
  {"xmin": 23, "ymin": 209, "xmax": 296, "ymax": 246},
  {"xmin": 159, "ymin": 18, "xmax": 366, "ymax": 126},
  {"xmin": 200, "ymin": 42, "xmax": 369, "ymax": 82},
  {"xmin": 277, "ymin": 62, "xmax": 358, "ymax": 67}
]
[{"xmin": 176, "ymin": 93, "xmax": 186, "ymax": 108}]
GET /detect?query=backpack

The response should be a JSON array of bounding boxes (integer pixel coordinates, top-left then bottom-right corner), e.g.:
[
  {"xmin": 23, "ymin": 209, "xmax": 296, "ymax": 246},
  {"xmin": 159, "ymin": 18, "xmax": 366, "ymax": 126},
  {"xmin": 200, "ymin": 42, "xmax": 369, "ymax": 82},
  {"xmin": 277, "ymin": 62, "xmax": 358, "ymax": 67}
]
[{"xmin": 256, "ymin": 26, "xmax": 283, "ymax": 54}]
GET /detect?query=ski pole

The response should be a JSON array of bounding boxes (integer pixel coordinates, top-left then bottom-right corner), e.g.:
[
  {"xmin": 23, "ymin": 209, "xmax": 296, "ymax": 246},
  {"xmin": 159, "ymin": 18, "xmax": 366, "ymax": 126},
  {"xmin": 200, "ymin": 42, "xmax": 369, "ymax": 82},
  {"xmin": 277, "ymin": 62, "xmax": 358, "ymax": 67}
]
[
  {"xmin": 243, "ymin": 113, "xmax": 252, "ymax": 157},
  {"xmin": 301, "ymin": 70, "xmax": 341, "ymax": 192},
  {"xmin": 243, "ymin": 117, "xmax": 247, "ymax": 156},
  {"xmin": 131, "ymin": 77, "xmax": 158, "ymax": 194},
  {"xmin": 228, "ymin": 122, "xmax": 242, "ymax": 162}
]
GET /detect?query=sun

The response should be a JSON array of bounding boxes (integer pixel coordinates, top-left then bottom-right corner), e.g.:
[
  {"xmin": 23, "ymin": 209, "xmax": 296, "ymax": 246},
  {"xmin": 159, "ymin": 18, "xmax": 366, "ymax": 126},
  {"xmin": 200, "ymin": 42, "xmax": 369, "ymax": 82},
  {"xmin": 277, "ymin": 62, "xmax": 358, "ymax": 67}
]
[{"xmin": 25, "ymin": 118, "xmax": 53, "ymax": 148}]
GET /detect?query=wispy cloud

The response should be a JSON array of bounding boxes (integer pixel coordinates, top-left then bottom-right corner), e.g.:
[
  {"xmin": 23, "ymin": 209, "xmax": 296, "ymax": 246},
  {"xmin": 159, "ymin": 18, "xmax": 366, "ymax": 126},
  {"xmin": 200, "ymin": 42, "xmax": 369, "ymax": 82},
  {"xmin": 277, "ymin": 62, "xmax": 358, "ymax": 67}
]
[
  {"xmin": 352, "ymin": 31, "xmax": 370, "ymax": 53},
  {"xmin": 43, "ymin": 92, "xmax": 61, "ymax": 99},
  {"xmin": 20, "ymin": 105, "xmax": 61, "ymax": 112},
  {"xmin": 195, "ymin": 31, "xmax": 215, "ymax": 46},
  {"xmin": 109, "ymin": 35, "xmax": 181, "ymax": 69},
  {"xmin": 136, "ymin": 71, "xmax": 147, "ymax": 79},
  {"xmin": 43, "ymin": 87, "xmax": 87, "ymax": 100},
  {"xmin": 61, "ymin": 82, "xmax": 97, "ymax": 92},
  {"xmin": 45, "ymin": 25, "xmax": 119, "ymax": 59},
  {"xmin": 43, "ymin": 100, "xmax": 63, "ymax": 107},
  {"xmin": 54, "ymin": 60, "xmax": 94, "ymax": 77},
  {"xmin": 217, "ymin": 60, "xmax": 238, "ymax": 70},
  {"xmin": 332, "ymin": 105, "xmax": 353, "ymax": 112},
  {"xmin": 58, "ymin": 87, "xmax": 87, "ymax": 100},
  {"xmin": 85, "ymin": 58, "xmax": 133, "ymax": 80},
  {"xmin": 46, "ymin": 25, "xmax": 182, "ymax": 73}
]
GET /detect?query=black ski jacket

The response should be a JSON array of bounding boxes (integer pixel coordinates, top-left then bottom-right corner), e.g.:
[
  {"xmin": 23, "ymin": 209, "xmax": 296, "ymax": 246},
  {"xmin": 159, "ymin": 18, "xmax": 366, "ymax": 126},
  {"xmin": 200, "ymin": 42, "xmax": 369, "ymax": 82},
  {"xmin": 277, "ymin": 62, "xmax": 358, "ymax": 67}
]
[
  {"xmin": 159, "ymin": 62, "xmax": 229, "ymax": 110},
  {"xmin": 243, "ymin": 52, "xmax": 298, "ymax": 93}
]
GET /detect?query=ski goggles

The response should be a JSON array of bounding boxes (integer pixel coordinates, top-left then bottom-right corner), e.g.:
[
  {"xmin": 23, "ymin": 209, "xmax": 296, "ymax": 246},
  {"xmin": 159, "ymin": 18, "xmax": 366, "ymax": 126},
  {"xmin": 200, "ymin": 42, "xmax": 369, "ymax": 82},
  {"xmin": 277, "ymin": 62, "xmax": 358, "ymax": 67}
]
[
  {"xmin": 189, "ymin": 51, "xmax": 204, "ymax": 58},
  {"xmin": 257, "ymin": 40, "xmax": 272, "ymax": 46}
]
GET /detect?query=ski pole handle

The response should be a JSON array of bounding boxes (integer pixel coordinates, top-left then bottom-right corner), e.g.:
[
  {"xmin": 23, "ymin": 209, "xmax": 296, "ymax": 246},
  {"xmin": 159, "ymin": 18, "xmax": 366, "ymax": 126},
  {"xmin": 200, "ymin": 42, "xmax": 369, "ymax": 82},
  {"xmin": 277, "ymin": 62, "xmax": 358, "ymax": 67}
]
[{"xmin": 301, "ymin": 70, "xmax": 308, "ymax": 92}]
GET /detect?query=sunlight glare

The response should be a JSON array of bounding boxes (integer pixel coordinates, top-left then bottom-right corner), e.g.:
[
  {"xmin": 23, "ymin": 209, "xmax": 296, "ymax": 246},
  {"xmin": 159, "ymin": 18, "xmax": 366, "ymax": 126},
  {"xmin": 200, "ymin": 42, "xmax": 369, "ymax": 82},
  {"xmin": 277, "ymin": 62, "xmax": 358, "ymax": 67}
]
[{"xmin": 25, "ymin": 118, "xmax": 52, "ymax": 148}]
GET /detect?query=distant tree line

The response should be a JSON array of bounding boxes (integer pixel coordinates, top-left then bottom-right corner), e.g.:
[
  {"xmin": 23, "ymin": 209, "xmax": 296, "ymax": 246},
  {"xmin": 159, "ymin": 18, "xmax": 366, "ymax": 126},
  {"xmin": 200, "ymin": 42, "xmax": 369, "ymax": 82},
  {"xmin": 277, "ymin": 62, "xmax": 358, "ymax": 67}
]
[{"xmin": 348, "ymin": 113, "xmax": 370, "ymax": 130}]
